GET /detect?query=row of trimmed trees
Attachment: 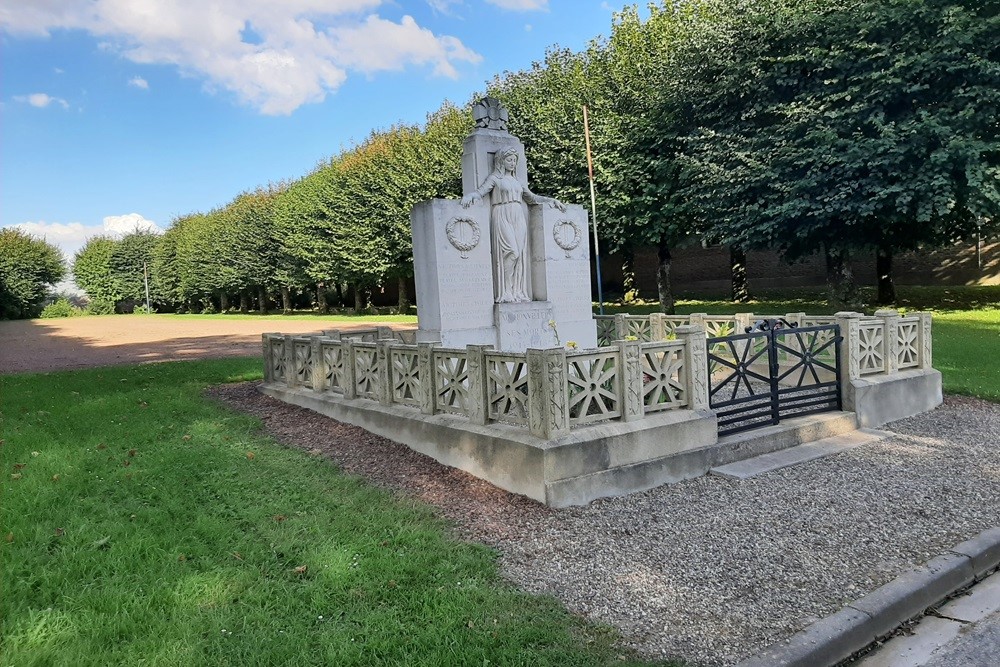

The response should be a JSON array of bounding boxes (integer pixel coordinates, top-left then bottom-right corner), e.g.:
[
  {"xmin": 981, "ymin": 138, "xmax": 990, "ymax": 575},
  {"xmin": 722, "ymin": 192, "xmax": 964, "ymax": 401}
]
[{"xmin": 68, "ymin": 0, "xmax": 998, "ymax": 315}]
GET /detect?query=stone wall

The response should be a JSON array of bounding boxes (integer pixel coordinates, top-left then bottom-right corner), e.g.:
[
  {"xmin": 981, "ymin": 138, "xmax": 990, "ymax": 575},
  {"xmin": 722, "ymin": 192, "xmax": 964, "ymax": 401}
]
[{"xmin": 598, "ymin": 238, "xmax": 1000, "ymax": 297}]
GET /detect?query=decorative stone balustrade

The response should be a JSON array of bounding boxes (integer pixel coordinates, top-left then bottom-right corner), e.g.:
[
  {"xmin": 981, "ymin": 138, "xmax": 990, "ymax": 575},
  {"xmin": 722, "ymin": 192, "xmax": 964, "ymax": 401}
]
[
  {"xmin": 262, "ymin": 326, "xmax": 707, "ymax": 440},
  {"xmin": 592, "ymin": 311, "xmax": 933, "ymax": 377}
]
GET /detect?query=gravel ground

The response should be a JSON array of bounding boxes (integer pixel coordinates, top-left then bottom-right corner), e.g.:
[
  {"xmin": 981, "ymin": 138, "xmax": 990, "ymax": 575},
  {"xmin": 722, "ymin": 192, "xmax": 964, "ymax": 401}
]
[{"xmin": 209, "ymin": 383, "xmax": 1000, "ymax": 666}]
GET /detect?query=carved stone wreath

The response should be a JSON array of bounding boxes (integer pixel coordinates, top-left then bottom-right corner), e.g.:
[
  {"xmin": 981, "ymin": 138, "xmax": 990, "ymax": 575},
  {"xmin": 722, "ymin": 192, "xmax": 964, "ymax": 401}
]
[
  {"xmin": 552, "ymin": 219, "xmax": 582, "ymax": 257},
  {"xmin": 446, "ymin": 217, "xmax": 481, "ymax": 259}
]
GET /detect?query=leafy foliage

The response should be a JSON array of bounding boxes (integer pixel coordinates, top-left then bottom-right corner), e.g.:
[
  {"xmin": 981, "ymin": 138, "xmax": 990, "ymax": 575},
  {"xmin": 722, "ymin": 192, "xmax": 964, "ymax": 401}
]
[
  {"xmin": 681, "ymin": 0, "xmax": 1000, "ymax": 305},
  {"xmin": 0, "ymin": 228, "xmax": 66, "ymax": 319}
]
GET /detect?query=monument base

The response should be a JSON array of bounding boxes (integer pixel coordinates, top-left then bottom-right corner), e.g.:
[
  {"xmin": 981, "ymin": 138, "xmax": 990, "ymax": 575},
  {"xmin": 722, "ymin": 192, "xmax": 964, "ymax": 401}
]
[{"xmin": 495, "ymin": 301, "xmax": 558, "ymax": 351}]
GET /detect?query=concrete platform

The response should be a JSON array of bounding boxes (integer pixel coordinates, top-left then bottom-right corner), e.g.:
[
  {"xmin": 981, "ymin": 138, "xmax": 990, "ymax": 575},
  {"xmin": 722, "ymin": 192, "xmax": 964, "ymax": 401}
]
[
  {"xmin": 711, "ymin": 427, "xmax": 887, "ymax": 480},
  {"xmin": 259, "ymin": 384, "xmax": 872, "ymax": 507}
]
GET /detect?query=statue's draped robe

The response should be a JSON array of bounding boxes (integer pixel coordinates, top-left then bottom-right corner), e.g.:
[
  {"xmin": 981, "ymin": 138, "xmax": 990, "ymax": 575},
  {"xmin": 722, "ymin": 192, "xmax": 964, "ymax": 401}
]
[{"xmin": 475, "ymin": 172, "xmax": 531, "ymax": 303}]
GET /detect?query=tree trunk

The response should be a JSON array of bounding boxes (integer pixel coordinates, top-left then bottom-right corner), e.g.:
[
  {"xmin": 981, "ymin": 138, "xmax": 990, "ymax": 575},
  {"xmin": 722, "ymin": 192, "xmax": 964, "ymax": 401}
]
[
  {"xmin": 621, "ymin": 250, "xmax": 636, "ymax": 302},
  {"xmin": 397, "ymin": 276, "xmax": 410, "ymax": 311},
  {"xmin": 730, "ymin": 245, "xmax": 751, "ymax": 303},
  {"xmin": 354, "ymin": 286, "xmax": 366, "ymax": 312},
  {"xmin": 876, "ymin": 243, "xmax": 896, "ymax": 306},
  {"xmin": 824, "ymin": 245, "xmax": 859, "ymax": 311},
  {"xmin": 335, "ymin": 282, "xmax": 345, "ymax": 307},
  {"xmin": 657, "ymin": 238, "xmax": 675, "ymax": 315},
  {"xmin": 280, "ymin": 286, "xmax": 292, "ymax": 314},
  {"xmin": 258, "ymin": 286, "xmax": 268, "ymax": 315},
  {"xmin": 219, "ymin": 291, "xmax": 229, "ymax": 312},
  {"xmin": 316, "ymin": 282, "xmax": 328, "ymax": 314},
  {"xmin": 239, "ymin": 290, "xmax": 249, "ymax": 313}
]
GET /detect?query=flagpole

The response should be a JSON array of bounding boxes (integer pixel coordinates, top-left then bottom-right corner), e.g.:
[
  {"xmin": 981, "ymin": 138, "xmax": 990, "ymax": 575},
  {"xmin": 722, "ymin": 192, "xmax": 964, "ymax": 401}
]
[{"xmin": 583, "ymin": 105, "xmax": 605, "ymax": 316}]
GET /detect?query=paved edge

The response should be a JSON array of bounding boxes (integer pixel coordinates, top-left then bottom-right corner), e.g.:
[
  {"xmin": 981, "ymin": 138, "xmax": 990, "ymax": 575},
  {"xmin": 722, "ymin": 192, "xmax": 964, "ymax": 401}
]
[{"xmin": 735, "ymin": 527, "xmax": 1000, "ymax": 667}]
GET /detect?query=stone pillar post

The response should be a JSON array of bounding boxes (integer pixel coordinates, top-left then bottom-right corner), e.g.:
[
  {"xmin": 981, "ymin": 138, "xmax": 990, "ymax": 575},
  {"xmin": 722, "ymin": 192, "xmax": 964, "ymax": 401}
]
[
  {"xmin": 376, "ymin": 340, "xmax": 393, "ymax": 405},
  {"xmin": 875, "ymin": 309, "xmax": 900, "ymax": 374},
  {"xmin": 650, "ymin": 314, "xmax": 666, "ymax": 341},
  {"xmin": 734, "ymin": 313, "xmax": 754, "ymax": 334},
  {"xmin": 917, "ymin": 312, "xmax": 933, "ymax": 369},
  {"xmin": 262, "ymin": 334, "xmax": 274, "ymax": 382},
  {"xmin": 617, "ymin": 339, "xmax": 644, "ymax": 422},
  {"xmin": 688, "ymin": 313, "xmax": 707, "ymax": 331},
  {"xmin": 675, "ymin": 325, "xmax": 709, "ymax": 411},
  {"xmin": 466, "ymin": 345, "xmax": 492, "ymax": 425},
  {"xmin": 614, "ymin": 314, "xmax": 627, "ymax": 341},
  {"xmin": 417, "ymin": 342, "xmax": 437, "ymax": 415},
  {"xmin": 284, "ymin": 335, "xmax": 297, "ymax": 387},
  {"xmin": 342, "ymin": 339, "xmax": 358, "ymax": 399},
  {"xmin": 323, "ymin": 330, "xmax": 342, "ymax": 340},
  {"xmin": 376, "ymin": 326, "xmax": 394, "ymax": 340},
  {"xmin": 835, "ymin": 311, "xmax": 863, "ymax": 411},
  {"xmin": 311, "ymin": 337, "xmax": 326, "ymax": 392},
  {"xmin": 526, "ymin": 347, "xmax": 569, "ymax": 439}
]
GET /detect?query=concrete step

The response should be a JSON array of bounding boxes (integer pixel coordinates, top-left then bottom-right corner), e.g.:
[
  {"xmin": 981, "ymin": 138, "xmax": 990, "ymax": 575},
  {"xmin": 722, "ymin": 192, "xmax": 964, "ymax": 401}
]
[
  {"xmin": 710, "ymin": 426, "xmax": 890, "ymax": 480},
  {"xmin": 708, "ymin": 411, "xmax": 860, "ymax": 471}
]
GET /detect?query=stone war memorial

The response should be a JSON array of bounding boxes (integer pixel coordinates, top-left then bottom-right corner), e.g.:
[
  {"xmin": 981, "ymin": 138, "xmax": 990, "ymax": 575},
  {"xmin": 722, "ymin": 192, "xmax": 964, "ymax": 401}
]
[{"xmin": 260, "ymin": 98, "xmax": 944, "ymax": 507}]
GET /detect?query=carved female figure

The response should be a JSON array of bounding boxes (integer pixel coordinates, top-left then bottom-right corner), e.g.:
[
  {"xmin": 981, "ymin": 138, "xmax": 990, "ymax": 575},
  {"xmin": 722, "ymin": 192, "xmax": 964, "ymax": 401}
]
[{"xmin": 461, "ymin": 146, "xmax": 565, "ymax": 303}]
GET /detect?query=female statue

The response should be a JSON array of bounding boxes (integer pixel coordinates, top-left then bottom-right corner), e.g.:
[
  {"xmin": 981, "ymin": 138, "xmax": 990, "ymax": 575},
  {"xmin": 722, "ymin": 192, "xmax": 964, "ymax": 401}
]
[{"xmin": 461, "ymin": 146, "xmax": 566, "ymax": 303}]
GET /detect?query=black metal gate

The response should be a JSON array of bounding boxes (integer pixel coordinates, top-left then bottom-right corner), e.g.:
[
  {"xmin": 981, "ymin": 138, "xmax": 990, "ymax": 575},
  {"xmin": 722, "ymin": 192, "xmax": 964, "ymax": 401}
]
[{"xmin": 707, "ymin": 319, "xmax": 842, "ymax": 436}]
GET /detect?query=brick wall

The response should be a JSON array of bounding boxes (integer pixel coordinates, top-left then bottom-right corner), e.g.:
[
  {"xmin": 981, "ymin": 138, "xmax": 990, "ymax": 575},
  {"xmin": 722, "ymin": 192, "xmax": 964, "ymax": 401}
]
[{"xmin": 597, "ymin": 239, "xmax": 1000, "ymax": 298}]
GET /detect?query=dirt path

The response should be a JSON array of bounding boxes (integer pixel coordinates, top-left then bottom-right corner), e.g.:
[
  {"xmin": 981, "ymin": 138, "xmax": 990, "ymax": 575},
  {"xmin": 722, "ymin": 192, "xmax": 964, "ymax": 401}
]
[{"xmin": 0, "ymin": 316, "xmax": 413, "ymax": 374}]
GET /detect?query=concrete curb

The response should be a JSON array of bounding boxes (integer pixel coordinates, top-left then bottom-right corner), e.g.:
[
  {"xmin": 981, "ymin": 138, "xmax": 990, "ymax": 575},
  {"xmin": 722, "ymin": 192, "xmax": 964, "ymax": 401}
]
[{"xmin": 736, "ymin": 527, "xmax": 1000, "ymax": 667}]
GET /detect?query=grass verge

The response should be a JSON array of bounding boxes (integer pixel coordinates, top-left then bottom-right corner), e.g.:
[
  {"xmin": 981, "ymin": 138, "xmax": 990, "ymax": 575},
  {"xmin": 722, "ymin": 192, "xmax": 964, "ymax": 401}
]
[{"xmin": 1, "ymin": 359, "xmax": 657, "ymax": 666}]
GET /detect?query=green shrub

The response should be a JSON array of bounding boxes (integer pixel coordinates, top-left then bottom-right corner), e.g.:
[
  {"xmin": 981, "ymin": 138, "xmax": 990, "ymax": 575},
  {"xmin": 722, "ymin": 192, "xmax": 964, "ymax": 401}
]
[
  {"xmin": 39, "ymin": 298, "xmax": 80, "ymax": 318},
  {"xmin": 132, "ymin": 304, "xmax": 156, "ymax": 314},
  {"xmin": 86, "ymin": 299, "xmax": 116, "ymax": 315}
]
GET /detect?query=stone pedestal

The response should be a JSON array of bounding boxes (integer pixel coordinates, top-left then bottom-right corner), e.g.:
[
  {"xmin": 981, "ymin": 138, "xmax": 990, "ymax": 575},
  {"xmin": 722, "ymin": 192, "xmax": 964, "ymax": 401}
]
[
  {"xmin": 411, "ymin": 198, "xmax": 495, "ymax": 348},
  {"xmin": 530, "ymin": 203, "xmax": 598, "ymax": 349},
  {"xmin": 495, "ymin": 301, "xmax": 559, "ymax": 351}
]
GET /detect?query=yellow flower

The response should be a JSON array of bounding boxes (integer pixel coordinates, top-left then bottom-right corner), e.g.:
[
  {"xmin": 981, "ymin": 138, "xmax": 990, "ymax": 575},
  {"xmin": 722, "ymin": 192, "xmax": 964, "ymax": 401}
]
[{"xmin": 566, "ymin": 341, "xmax": 578, "ymax": 349}]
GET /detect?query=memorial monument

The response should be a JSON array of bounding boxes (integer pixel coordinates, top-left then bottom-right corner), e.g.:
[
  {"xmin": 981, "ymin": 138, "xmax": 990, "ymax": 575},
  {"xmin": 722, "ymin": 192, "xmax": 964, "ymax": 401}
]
[{"xmin": 410, "ymin": 97, "xmax": 598, "ymax": 351}]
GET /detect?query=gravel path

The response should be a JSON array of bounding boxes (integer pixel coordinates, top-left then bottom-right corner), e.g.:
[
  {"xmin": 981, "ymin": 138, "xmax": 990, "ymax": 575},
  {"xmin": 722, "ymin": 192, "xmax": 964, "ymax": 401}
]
[
  {"xmin": 210, "ymin": 384, "xmax": 1000, "ymax": 666},
  {"xmin": 0, "ymin": 317, "xmax": 413, "ymax": 373}
]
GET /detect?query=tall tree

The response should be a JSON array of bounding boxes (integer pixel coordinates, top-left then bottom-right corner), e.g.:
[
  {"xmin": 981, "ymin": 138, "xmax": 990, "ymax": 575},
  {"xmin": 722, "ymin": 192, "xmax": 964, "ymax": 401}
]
[
  {"xmin": 73, "ymin": 236, "xmax": 120, "ymax": 307},
  {"xmin": 0, "ymin": 228, "xmax": 66, "ymax": 319},
  {"xmin": 683, "ymin": 0, "xmax": 1000, "ymax": 308}
]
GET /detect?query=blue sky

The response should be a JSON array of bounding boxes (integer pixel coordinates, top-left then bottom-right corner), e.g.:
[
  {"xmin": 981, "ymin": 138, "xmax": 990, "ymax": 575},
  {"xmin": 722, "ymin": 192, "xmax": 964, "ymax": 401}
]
[{"xmin": 1, "ymin": 0, "xmax": 636, "ymax": 263}]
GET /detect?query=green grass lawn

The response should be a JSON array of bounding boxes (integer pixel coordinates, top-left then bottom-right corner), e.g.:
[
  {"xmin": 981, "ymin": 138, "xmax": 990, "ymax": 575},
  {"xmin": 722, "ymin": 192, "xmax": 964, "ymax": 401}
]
[{"xmin": 0, "ymin": 359, "xmax": 657, "ymax": 667}]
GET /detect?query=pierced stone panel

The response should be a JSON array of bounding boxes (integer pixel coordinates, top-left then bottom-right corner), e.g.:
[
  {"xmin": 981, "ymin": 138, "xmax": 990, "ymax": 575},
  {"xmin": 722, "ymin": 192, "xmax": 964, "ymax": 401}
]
[
  {"xmin": 353, "ymin": 343, "xmax": 379, "ymax": 399},
  {"xmin": 434, "ymin": 350, "xmax": 470, "ymax": 415},
  {"xmin": 703, "ymin": 318, "xmax": 735, "ymax": 339},
  {"xmin": 486, "ymin": 353, "xmax": 529, "ymax": 424},
  {"xmin": 390, "ymin": 347, "xmax": 421, "ymax": 407},
  {"xmin": 858, "ymin": 322, "xmax": 886, "ymax": 375},
  {"xmin": 624, "ymin": 316, "xmax": 652, "ymax": 342},
  {"xmin": 294, "ymin": 340, "xmax": 312, "ymax": 386},
  {"xmin": 322, "ymin": 343, "xmax": 345, "ymax": 393},
  {"xmin": 662, "ymin": 318, "xmax": 689, "ymax": 336},
  {"xmin": 595, "ymin": 317, "xmax": 616, "ymax": 347},
  {"xmin": 567, "ymin": 350, "xmax": 622, "ymax": 425},
  {"xmin": 897, "ymin": 318, "xmax": 920, "ymax": 369},
  {"xmin": 269, "ymin": 338, "xmax": 285, "ymax": 382},
  {"xmin": 641, "ymin": 343, "xmax": 687, "ymax": 412}
]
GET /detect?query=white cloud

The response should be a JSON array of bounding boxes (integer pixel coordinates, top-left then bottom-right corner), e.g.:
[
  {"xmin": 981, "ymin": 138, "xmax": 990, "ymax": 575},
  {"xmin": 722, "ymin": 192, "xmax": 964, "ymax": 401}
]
[
  {"xmin": 0, "ymin": 1, "xmax": 482, "ymax": 115},
  {"xmin": 485, "ymin": 0, "xmax": 549, "ymax": 10},
  {"xmin": 128, "ymin": 75, "xmax": 149, "ymax": 89},
  {"xmin": 14, "ymin": 92, "xmax": 69, "ymax": 108},
  {"xmin": 10, "ymin": 214, "xmax": 163, "ymax": 261},
  {"xmin": 101, "ymin": 213, "xmax": 163, "ymax": 236}
]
